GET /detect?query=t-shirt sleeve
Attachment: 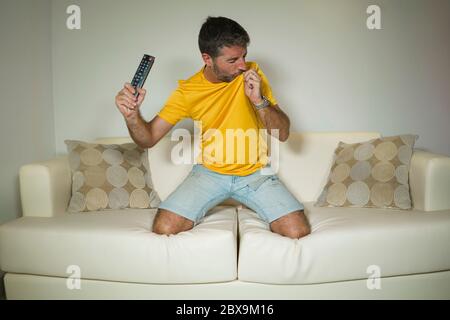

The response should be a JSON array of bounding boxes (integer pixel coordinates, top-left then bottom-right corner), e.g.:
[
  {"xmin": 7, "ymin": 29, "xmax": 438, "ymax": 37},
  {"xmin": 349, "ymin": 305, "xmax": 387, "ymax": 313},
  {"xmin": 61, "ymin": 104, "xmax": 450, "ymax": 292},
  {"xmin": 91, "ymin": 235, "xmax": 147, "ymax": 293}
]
[
  {"xmin": 256, "ymin": 66, "xmax": 278, "ymax": 106},
  {"xmin": 157, "ymin": 87, "xmax": 189, "ymax": 125}
]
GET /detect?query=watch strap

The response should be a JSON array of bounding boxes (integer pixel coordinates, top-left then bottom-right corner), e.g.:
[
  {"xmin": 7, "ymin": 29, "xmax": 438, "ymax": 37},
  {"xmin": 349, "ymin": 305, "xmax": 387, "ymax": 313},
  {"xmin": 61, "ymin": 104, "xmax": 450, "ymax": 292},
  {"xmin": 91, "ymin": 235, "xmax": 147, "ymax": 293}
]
[{"xmin": 254, "ymin": 96, "xmax": 270, "ymax": 110}]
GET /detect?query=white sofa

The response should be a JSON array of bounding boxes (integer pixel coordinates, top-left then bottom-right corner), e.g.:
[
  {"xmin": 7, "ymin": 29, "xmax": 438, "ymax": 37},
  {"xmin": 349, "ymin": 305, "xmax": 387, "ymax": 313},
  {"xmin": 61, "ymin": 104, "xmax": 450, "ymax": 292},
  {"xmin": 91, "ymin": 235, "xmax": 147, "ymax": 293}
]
[{"xmin": 1, "ymin": 132, "xmax": 450, "ymax": 299}]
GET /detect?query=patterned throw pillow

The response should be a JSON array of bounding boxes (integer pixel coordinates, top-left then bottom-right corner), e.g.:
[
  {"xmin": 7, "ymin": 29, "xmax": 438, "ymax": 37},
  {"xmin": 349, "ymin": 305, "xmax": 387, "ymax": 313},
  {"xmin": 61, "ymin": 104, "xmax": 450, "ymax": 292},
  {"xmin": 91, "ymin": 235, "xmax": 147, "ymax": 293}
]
[
  {"xmin": 315, "ymin": 134, "xmax": 418, "ymax": 210},
  {"xmin": 65, "ymin": 140, "xmax": 161, "ymax": 212}
]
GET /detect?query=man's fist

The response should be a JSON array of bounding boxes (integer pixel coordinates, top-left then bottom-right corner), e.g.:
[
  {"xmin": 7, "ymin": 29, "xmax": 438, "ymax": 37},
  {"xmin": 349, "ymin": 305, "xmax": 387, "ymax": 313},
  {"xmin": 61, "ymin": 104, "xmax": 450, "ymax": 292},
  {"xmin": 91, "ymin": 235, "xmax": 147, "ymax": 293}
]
[
  {"xmin": 115, "ymin": 83, "xmax": 147, "ymax": 120},
  {"xmin": 243, "ymin": 69, "xmax": 263, "ymax": 106}
]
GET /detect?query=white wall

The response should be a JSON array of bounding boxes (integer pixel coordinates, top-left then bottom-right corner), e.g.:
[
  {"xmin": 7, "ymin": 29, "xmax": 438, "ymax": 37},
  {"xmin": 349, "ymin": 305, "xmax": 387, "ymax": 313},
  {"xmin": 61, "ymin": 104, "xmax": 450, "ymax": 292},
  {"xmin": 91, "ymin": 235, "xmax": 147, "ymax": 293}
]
[
  {"xmin": 52, "ymin": 0, "xmax": 450, "ymax": 156},
  {"xmin": 0, "ymin": 0, "xmax": 55, "ymax": 224}
]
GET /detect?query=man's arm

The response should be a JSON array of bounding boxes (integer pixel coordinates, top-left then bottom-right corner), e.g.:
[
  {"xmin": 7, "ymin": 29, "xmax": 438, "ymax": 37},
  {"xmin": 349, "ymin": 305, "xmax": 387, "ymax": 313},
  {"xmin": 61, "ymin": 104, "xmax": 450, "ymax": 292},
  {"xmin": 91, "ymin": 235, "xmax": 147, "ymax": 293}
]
[
  {"xmin": 126, "ymin": 115, "xmax": 173, "ymax": 148},
  {"xmin": 255, "ymin": 103, "xmax": 290, "ymax": 142},
  {"xmin": 115, "ymin": 83, "xmax": 174, "ymax": 148},
  {"xmin": 243, "ymin": 69, "xmax": 291, "ymax": 142}
]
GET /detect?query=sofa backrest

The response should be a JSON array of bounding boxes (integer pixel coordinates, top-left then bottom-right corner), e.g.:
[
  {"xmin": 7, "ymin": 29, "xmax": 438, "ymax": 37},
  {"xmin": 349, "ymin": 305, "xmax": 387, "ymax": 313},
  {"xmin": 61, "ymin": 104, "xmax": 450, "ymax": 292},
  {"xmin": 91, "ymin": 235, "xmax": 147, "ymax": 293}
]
[
  {"xmin": 95, "ymin": 132, "xmax": 380, "ymax": 202},
  {"xmin": 275, "ymin": 132, "xmax": 380, "ymax": 202}
]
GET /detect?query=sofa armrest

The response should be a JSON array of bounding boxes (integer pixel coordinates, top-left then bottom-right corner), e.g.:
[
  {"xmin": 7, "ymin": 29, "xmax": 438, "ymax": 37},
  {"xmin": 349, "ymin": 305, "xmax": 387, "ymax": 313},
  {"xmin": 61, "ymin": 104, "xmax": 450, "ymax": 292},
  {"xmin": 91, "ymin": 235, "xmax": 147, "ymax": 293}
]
[
  {"xmin": 19, "ymin": 156, "xmax": 72, "ymax": 217},
  {"xmin": 410, "ymin": 150, "xmax": 450, "ymax": 211}
]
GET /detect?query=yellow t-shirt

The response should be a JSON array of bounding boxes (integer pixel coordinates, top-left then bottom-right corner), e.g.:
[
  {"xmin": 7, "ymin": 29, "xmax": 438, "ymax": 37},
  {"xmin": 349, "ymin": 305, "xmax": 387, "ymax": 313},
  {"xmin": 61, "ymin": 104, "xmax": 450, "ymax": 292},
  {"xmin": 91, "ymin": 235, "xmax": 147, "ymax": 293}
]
[{"xmin": 158, "ymin": 61, "xmax": 277, "ymax": 176}]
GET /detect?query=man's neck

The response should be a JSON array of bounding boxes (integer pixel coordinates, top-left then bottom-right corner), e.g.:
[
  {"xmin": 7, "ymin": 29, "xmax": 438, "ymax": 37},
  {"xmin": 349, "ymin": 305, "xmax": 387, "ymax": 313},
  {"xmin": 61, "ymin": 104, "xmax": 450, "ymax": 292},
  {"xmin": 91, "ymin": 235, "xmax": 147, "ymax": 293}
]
[{"xmin": 203, "ymin": 65, "xmax": 221, "ymax": 83}]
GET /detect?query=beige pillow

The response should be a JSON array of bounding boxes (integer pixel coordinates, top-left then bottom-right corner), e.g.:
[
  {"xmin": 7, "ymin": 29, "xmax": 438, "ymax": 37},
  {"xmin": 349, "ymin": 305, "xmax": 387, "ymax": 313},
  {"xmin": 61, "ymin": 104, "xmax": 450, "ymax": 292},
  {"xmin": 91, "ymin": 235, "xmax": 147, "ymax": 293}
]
[
  {"xmin": 315, "ymin": 134, "xmax": 418, "ymax": 210},
  {"xmin": 65, "ymin": 140, "xmax": 161, "ymax": 212}
]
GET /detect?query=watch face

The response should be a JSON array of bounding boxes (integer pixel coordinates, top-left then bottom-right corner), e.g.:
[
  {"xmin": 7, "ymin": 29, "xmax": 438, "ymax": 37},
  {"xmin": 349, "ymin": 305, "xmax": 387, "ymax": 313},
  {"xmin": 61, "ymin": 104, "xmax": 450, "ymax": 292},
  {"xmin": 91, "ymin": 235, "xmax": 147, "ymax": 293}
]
[{"xmin": 256, "ymin": 97, "xmax": 270, "ymax": 109}]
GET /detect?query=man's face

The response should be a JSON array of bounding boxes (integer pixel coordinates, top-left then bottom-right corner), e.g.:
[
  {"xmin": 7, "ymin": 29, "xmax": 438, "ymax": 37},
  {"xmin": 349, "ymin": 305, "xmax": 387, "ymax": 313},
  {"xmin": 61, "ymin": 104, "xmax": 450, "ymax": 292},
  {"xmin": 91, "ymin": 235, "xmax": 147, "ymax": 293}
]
[{"xmin": 209, "ymin": 46, "xmax": 248, "ymax": 82}]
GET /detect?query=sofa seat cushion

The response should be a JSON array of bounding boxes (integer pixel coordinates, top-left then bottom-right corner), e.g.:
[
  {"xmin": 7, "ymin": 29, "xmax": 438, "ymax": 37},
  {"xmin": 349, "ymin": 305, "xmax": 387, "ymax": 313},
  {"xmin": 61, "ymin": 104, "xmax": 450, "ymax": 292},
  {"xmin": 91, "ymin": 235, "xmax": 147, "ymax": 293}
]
[
  {"xmin": 238, "ymin": 202, "xmax": 450, "ymax": 284},
  {"xmin": 0, "ymin": 206, "xmax": 237, "ymax": 284}
]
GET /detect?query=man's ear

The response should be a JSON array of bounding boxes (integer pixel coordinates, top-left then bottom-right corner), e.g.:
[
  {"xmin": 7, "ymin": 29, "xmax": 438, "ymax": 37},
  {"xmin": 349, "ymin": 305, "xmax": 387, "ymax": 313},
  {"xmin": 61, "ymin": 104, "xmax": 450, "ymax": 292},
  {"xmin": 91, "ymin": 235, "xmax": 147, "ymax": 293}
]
[{"xmin": 201, "ymin": 53, "xmax": 213, "ymax": 67}]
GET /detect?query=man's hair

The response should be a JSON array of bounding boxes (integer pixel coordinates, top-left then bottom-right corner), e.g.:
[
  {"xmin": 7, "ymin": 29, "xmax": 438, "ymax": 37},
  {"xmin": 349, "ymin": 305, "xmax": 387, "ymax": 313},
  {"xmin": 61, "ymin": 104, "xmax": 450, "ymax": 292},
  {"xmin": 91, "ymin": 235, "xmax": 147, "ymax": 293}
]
[{"xmin": 198, "ymin": 16, "xmax": 250, "ymax": 58}]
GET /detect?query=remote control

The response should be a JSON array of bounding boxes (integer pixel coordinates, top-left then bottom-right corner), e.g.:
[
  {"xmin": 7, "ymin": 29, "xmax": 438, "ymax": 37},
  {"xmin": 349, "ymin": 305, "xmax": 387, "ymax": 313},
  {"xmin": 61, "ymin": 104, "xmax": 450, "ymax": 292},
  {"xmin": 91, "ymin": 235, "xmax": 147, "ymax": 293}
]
[{"xmin": 130, "ymin": 54, "xmax": 155, "ymax": 97}]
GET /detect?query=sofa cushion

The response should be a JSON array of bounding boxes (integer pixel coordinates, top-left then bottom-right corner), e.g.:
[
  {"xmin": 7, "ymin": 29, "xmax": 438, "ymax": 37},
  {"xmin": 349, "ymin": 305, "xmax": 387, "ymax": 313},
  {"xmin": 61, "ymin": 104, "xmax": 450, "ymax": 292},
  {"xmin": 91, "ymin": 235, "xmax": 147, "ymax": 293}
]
[
  {"xmin": 65, "ymin": 140, "xmax": 161, "ymax": 212},
  {"xmin": 0, "ymin": 206, "xmax": 237, "ymax": 284},
  {"xmin": 315, "ymin": 134, "xmax": 418, "ymax": 209},
  {"xmin": 237, "ymin": 202, "xmax": 450, "ymax": 284}
]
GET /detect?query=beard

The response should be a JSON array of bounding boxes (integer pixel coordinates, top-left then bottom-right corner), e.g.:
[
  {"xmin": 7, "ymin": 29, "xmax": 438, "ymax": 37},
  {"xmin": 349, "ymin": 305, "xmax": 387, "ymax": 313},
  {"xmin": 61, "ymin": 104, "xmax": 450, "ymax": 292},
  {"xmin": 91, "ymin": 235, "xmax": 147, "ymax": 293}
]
[{"xmin": 212, "ymin": 63, "xmax": 244, "ymax": 83}]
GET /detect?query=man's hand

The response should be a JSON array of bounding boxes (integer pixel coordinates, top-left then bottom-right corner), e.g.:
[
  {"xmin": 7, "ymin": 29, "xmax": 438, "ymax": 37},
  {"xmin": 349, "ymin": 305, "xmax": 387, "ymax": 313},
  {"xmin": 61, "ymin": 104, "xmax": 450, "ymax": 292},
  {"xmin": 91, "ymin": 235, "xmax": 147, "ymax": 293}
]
[
  {"xmin": 115, "ymin": 83, "xmax": 147, "ymax": 122},
  {"xmin": 243, "ymin": 69, "xmax": 263, "ymax": 106}
]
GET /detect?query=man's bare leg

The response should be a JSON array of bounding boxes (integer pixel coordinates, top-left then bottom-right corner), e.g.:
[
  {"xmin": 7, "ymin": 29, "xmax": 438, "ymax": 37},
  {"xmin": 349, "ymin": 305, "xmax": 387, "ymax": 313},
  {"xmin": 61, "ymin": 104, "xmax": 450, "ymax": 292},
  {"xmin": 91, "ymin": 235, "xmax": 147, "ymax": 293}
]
[
  {"xmin": 270, "ymin": 210, "xmax": 311, "ymax": 239},
  {"xmin": 152, "ymin": 208, "xmax": 194, "ymax": 235}
]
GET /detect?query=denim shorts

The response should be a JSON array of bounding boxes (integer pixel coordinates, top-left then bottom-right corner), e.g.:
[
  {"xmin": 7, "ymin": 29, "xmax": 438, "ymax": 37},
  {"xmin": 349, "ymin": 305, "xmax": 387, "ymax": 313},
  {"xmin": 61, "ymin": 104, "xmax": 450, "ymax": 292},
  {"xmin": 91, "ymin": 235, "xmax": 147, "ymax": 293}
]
[{"xmin": 158, "ymin": 164, "xmax": 304, "ymax": 224}]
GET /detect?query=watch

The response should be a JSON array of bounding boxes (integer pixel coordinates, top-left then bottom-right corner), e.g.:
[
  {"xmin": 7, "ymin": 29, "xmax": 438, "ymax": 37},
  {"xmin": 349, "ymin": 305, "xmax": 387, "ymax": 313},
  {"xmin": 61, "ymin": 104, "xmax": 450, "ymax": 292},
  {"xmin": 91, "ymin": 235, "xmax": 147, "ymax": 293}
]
[{"xmin": 253, "ymin": 96, "xmax": 271, "ymax": 110}]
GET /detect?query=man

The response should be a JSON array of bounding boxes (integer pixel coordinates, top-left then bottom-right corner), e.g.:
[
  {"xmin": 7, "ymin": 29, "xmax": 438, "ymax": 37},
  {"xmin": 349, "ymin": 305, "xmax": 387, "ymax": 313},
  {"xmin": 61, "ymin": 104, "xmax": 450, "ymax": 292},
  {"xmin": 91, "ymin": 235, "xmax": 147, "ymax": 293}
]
[{"xmin": 115, "ymin": 16, "xmax": 310, "ymax": 239}]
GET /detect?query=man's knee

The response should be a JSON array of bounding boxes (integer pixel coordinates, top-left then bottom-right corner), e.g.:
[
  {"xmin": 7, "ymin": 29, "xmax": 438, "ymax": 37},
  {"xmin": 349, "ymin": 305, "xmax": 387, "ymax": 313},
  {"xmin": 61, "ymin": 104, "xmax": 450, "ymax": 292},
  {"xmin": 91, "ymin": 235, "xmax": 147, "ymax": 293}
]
[
  {"xmin": 281, "ymin": 224, "xmax": 311, "ymax": 239},
  {"xmin": 270, "ymin": 210, "xmax": 311, "ymax": 239},
  {"xmin": 152, "ymin": 209, "xmax": 194, "ymax": 235}
]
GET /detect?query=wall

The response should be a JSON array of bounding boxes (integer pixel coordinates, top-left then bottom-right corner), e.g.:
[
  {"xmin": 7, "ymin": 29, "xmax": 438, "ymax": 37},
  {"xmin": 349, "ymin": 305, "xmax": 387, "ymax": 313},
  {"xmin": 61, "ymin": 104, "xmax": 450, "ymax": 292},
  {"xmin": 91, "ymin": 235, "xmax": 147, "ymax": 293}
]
[
  {"xmin": 51, "ymin": 0, "xmax": 450, "ymax": 156},
  {"xmin": 0, "ymin": 0, "xmax": 55, "ymax": 224}
]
